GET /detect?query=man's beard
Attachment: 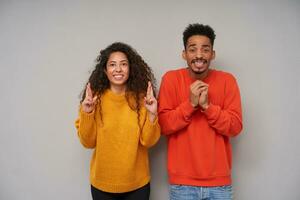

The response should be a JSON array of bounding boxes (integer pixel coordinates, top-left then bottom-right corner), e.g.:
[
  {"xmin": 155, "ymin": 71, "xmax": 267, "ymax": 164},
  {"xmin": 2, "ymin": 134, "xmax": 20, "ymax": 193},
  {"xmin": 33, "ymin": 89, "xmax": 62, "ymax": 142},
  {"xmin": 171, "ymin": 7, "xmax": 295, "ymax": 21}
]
[{"xmin": 192, "ymin": 68, "xmax": 207, "ymax": 74}]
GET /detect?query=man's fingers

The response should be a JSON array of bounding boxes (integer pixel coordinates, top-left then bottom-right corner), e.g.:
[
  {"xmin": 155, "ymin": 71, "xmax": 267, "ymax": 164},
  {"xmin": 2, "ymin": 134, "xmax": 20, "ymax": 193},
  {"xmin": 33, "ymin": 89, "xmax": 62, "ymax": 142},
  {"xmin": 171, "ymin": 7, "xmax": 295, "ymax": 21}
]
[
  {"xmin": 191, "ymin": 81, "xmax": 209, "ymax": 97},
  {"xmin": 194, "ymin": 84, "xmax": 209, "ymax": 92},
  {"xmin": 190, "ymin": 80, "xmax": 201, "ymax": 90},
  {"xmin": 199, "ymin": 84, "xmax": 209, "ymax": 90},
  {"xmin": 191, "ymin": 83, "xmax": 206, "ymax": 92},
  {"xmin": 199, "ymin": 86, "xmax": 209, "ymax": 94},
  {"xmin": 191, "ymin": 80, "xmax": 208, "ymax": 88},
  {"xmin": 191, "ymin": 80, "xmax": 208, "ymax": 92}
]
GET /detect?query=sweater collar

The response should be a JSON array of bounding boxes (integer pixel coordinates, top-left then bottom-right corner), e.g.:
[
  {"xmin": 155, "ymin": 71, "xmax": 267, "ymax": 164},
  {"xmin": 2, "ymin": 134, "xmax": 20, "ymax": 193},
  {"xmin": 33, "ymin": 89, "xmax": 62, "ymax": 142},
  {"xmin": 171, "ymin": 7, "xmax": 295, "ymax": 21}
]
[{"xmin": 105, "ymin": 89, "xmax": 126, "ymax": 102}]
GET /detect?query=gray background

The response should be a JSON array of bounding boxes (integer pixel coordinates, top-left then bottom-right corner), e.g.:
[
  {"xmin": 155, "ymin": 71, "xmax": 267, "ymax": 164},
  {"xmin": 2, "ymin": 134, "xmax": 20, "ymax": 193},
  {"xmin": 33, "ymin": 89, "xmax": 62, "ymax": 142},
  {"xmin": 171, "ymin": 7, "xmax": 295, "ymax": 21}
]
[{"xmin": 0, "ymin": 0, "xmax": 299, "ymax": 199}]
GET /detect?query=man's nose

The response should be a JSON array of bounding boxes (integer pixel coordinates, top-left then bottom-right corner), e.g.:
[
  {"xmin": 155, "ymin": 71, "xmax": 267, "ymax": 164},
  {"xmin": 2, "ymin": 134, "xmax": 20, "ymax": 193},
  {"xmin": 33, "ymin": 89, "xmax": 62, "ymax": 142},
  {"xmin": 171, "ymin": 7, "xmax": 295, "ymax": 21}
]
[{"xmin": 196, "ymin": 50, "xmax": 203, "ymax": 58}]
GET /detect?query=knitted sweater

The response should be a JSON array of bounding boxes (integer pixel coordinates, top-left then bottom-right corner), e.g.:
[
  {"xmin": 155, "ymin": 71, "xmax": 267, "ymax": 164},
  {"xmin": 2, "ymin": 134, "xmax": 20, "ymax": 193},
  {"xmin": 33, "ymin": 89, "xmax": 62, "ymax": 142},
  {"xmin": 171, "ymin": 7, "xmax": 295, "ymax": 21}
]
[
  {"xmin": 75, "ymin": 89, "xmax": 160, "ymax": 193},
  {"xmin": 158, "ymin": 68, "xmax": 243, "ymax": 186}
]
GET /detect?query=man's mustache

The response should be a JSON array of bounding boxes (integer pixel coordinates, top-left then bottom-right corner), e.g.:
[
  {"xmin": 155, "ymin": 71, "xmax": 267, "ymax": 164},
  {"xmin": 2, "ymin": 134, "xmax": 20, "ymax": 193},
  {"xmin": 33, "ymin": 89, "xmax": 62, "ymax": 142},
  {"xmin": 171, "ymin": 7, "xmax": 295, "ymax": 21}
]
[{"xmin": 192, "ymin": 58, "xmax": 207, "ymax": 64}]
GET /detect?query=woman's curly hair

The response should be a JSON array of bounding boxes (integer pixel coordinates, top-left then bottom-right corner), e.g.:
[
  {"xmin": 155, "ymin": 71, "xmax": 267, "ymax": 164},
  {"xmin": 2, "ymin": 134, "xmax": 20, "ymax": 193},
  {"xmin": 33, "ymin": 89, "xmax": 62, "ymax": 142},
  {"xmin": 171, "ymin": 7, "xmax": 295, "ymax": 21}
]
[{"xmin": 81, "ymin": 42, "xmax": 156, "ymax": 124}]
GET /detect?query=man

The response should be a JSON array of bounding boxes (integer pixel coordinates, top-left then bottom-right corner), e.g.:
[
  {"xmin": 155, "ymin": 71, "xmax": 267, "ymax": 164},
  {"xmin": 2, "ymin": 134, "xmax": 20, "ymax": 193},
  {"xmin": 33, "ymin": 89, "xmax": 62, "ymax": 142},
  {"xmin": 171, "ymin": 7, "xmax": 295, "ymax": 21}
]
[{"xmin": 158, "ymin": 23, "xmax": 243, "ymax": 200}]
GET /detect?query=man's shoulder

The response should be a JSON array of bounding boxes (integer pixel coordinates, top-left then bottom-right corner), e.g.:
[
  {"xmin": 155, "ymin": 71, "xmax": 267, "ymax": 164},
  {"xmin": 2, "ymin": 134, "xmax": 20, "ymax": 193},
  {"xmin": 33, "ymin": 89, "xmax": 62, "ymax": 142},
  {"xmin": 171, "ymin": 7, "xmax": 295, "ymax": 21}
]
[
  {"xmin": 212, "ymin": 69, "xmax": 237, "ymax": 81},
  {"xmin": 162, "ymin": 67, "xmax": 187, "ymax": 79}
]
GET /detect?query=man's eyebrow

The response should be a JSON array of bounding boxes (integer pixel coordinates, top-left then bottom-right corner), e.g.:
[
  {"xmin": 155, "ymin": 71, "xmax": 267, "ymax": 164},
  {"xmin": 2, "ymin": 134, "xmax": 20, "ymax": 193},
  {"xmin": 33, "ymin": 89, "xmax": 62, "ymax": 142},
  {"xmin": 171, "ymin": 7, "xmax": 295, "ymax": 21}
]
[{"xmin": 187, "ymin": 44, "xmax": 197, "ymax": 48}]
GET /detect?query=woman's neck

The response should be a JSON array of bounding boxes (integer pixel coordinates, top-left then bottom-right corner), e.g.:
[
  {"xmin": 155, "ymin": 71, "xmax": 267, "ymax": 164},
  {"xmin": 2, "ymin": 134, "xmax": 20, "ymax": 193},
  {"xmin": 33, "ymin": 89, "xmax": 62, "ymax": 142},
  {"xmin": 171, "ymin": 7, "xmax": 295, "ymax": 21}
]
[{"xmin": 110, "ymin": 84, "xmax": 126, "ymax": 95}]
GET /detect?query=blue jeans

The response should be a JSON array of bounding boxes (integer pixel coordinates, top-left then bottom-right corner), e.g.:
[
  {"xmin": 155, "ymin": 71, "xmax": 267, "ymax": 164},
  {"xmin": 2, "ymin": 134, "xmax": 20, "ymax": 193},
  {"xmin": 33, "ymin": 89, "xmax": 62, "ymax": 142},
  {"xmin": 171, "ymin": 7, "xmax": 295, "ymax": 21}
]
[{"xmin": 169, "ymin": 184, "xmax": 233, "ymax": 200}]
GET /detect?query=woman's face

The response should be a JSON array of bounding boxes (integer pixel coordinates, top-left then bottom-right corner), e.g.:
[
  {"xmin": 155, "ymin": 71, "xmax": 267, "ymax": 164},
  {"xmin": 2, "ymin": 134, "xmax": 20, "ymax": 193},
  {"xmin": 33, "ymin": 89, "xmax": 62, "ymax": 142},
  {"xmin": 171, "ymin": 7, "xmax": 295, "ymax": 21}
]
[{"xmin": 105, "ymin": 51, "xmax": 130, "ymax": 90}]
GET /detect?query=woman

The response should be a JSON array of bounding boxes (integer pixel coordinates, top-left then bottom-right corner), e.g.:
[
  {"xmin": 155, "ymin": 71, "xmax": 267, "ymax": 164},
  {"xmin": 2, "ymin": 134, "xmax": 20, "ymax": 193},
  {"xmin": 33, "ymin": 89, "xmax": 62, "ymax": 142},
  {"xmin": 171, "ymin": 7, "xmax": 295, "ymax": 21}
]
[{"xmin": 75, "ymin": 42, "xmax": 160, "ymax": 200}]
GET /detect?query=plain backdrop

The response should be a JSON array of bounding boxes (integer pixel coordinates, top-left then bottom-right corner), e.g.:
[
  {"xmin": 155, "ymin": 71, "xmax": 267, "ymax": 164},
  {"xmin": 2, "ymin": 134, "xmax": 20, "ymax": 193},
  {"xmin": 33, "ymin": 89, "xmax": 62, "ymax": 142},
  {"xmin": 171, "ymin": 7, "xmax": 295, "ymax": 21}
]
[{"xmin": 0, "ymin": 0, "xmax": 299, "ymax": 199}]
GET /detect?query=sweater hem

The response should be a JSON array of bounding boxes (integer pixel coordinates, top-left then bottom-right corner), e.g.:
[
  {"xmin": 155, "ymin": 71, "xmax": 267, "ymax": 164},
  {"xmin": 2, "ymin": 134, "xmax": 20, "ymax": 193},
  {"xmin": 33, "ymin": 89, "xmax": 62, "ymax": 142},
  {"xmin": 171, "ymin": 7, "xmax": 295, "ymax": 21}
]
[
  {"xmin": 91, "ymin": 176, "xmax": 150, "ymax": 193},
  {"xmin": 169, "ymin": 173, "xmax": 231, "ymax": 187}
]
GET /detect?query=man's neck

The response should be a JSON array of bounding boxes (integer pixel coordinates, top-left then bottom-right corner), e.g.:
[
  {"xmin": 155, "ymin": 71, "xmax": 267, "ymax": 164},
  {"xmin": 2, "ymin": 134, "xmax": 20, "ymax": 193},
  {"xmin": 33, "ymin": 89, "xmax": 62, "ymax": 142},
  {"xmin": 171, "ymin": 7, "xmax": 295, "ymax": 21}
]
[{"xmin": 188, "ymin": 68, "xmax": 210, "ymax": 80}]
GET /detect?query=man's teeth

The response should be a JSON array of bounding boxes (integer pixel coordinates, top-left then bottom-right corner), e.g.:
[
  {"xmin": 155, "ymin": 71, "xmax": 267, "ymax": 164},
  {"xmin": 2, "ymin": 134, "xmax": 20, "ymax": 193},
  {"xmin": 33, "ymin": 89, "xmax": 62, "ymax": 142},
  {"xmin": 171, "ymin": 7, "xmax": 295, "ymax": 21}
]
[
  {"xmin": 195, "ymin": 60, "xmax": 204, "ymax": 64},
  {"xmin": 194, "ymin": 60, "xmax": 205, "ymax": 66}
]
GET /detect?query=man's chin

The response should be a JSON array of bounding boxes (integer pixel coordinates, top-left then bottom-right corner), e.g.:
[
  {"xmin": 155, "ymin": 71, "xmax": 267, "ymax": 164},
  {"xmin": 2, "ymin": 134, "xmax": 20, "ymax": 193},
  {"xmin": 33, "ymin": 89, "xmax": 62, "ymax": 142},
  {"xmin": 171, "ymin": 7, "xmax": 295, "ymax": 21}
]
[
  {"xmin": 193, "ymin": 71, "xmax": 205, "ymax": 75},
  {"xmin": 191, "ymin": 68, "xmax": 207, "ymax": 74}
]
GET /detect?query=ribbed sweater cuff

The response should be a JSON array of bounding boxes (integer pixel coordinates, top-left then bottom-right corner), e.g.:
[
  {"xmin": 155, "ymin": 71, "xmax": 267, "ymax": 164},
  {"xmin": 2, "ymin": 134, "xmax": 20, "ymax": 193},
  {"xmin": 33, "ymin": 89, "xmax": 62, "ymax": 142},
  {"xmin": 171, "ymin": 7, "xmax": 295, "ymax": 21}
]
[
  {"xmin": 202, "ymin": 104, "xmax": 220, "ymax": 119},
  {"xmin": 181, "ymin": 100, "xmax": 197, "ymax": 120},
  {"xmin": 146, "ymin": 114, "xmax": 158, "ymax": 126},
  {"xmin": 79, "ymin": 107, "xmax": 96, "ymax": 121},
  {"xmin": 79, "ymin": 107, "xmax": 96, "ymax": 132}
]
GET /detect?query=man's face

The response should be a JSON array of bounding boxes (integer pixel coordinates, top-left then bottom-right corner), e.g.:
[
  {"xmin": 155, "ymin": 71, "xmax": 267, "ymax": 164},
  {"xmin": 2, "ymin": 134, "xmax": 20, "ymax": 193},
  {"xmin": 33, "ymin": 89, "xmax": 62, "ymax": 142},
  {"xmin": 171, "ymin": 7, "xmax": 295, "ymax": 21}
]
[{"xmin": 183, "ymin": 35, "xmax": 215, "ymax": 77}]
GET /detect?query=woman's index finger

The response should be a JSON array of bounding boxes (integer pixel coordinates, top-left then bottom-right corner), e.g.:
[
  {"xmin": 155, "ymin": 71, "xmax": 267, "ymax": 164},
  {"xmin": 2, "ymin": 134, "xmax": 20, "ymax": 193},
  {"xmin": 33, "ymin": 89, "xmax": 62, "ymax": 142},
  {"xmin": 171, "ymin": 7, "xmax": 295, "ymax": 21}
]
[
  {"xmin": 147, "ymin": 81, "xmax": 153, "ymax": 97},
  {"xmin": 87, "ymin": 83, "xmax": 93, "ymax": 97}
]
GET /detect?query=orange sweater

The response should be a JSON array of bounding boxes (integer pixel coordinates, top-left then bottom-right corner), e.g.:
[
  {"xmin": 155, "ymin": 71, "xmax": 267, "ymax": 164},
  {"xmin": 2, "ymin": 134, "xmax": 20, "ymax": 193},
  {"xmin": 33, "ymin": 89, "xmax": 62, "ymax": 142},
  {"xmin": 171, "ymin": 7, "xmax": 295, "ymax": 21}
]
[
  {"xmin": 158, "ymin": 68, "xmax": 243, "ymax": 186},
  {"xmin": 75, "ymin": 90, "xmax": 160, "ymax": 193}
]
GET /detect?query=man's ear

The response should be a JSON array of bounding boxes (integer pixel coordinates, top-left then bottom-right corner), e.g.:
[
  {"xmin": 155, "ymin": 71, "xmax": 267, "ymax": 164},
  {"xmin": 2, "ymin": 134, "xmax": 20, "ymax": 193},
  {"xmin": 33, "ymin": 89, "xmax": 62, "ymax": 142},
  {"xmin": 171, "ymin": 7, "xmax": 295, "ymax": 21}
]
[
  {"xmin": 182, "ymin": 50, "xmax": 187, "ymax": 60},
  {"xmin": 212, "ymin": 50, "xmax": 216, "ymax": 60}
]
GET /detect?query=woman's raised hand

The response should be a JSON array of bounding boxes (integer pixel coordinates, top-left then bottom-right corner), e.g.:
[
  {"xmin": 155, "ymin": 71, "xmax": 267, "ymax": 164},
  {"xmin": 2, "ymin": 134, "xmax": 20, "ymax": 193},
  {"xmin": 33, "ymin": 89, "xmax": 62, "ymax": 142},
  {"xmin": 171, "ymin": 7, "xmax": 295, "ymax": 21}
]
[
  {"xmin": 82, "ymin": 83, "xmax": 98, "ymax": 113},
  {"xmin": 144, "ymin": 81, "xmax": 157, "ymax": 122}
]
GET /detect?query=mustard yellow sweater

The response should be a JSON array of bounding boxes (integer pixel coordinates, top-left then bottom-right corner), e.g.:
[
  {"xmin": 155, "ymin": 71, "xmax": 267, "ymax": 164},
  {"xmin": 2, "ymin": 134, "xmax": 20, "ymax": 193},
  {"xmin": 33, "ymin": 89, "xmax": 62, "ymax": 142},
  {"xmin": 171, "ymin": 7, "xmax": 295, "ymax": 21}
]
[{"xmin": 75, "ymin": 89, "xmax": 160, "ymax": 193}]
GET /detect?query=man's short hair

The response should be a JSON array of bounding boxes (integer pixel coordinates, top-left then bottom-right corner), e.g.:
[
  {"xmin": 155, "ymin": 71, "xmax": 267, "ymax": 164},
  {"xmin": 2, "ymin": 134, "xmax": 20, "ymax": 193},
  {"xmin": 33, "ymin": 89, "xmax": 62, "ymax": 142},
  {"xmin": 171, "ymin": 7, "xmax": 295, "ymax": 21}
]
[{"xmin": 183, "ymin": 23, "xmax": 216, "ymax": 49}]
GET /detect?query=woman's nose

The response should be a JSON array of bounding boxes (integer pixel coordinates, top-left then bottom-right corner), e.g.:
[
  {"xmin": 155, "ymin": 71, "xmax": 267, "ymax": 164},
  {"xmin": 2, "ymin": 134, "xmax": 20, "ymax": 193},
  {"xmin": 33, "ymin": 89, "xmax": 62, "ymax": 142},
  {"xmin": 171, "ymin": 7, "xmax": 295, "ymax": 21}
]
[{"xmin": 114, "ymin": 64, "xmax": 122, "ymax": 71}]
